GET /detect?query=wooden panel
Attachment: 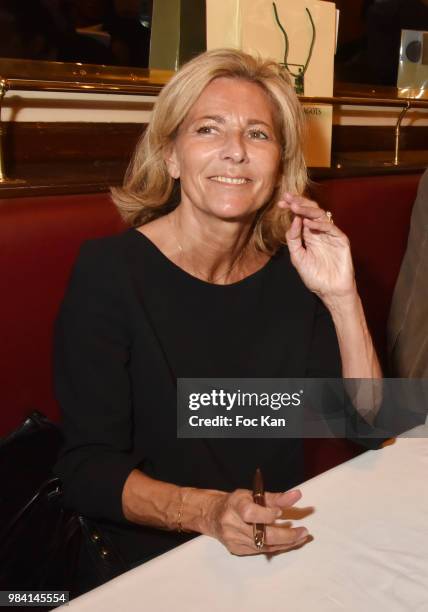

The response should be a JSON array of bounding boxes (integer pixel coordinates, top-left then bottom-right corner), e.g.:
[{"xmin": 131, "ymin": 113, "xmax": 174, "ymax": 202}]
[
  {"xmin": 0, "ymin": 122, "xmax": 143, "ymax": 197},
  {"xmin": 0, "ymin": 120, "xmax": 427, "ymax": 197},
  {"xmin": 3, "ymin": 122, "xmax": 143, "ymax": 167},
  {"xmin": 332, "ymin": 125, "xmax": 428, "ymax": 153}
]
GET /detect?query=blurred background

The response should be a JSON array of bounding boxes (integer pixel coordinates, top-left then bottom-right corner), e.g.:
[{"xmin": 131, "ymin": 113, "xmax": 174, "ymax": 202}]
[
  {"xmin": 1, "ymin": 0, "xmax": 428, "ymax": 85},
  {"xmin": 0, "ymin": 0, "xmax": 153, "ymax": 67},
  {"xmin": 334, "ymin": 0, "xmax": 428, "ymax": 85}
]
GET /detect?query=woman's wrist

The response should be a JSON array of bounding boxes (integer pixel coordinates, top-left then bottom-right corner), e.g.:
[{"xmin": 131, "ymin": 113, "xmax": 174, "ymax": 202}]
[
  {"xmin": 122, "ymin": 469, "xmax": 227, "ymax": 536},
  {"xmin": 179, "ymin": 487, "xmax": 227, "ymax": 536},
  {"xmin": 320, "ymin": 285, "xmax": 361, "ymax": 318}
]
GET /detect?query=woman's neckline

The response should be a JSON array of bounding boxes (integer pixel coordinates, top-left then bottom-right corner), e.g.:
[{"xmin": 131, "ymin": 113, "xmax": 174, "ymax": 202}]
[{"xmin": 130, "ymin": 227, "xmax": 276, "ymax": 288}]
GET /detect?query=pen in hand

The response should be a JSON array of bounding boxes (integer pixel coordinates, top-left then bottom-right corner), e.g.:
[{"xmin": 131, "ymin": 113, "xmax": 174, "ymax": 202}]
[{"xmin": 253, "ymin": 467, "xmax": 265, "ymax": 549}]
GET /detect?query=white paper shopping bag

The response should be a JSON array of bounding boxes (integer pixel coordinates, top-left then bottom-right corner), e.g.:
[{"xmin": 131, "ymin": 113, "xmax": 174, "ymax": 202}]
[
  {"xmin": 206, "ymin": 0, "xmax": 336, "ymax": 167},
  {"xmin": 239, "ymin": 0, "xmax": 335, "ymax": 97},
  {"xmin": 206, "ymin": 1, "xmax": 241, "ymax": 50}
]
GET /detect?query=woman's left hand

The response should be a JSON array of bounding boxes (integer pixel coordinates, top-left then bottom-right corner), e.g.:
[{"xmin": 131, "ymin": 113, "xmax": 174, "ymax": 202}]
[{"xmin": 279, "ymin": 193, "xmax": 357, "ymax": 305}]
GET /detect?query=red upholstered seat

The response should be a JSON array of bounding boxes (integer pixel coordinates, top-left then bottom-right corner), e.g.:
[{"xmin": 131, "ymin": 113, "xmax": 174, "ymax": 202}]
[
  {"xmin": 0, "ymin": 173, "xmax": 422, "ymax": 477},
  {"xmin": 305, "ymin": 173, "xmax": 421, "ymax": 477},
  {"xmin": 311, "ymin": 174, "xmax": 421, "ymax": 366},
  {"xmin": 0, "ymin": 193, "xmax": 126, "ymax": 436}
]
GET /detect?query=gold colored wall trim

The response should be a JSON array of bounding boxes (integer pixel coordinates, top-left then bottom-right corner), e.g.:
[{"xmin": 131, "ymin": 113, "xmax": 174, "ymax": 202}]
[
  {"xmin": 2, "ymin": 78, "xmax": 162, "ymax": 96},
  {"xmin": 2, "ymin": 58, "xmax": 428, "ymax": 182},
  {"xmin": 301, "ymin": 95, "xmax": 428, "ymax": 110},
  {"xmin": 0, "ymin": 58, "xmax": 172, "ymax": 96},
  {"xmin": 3, "ymin": 59, "xmax": 428, "ymax": 105}
]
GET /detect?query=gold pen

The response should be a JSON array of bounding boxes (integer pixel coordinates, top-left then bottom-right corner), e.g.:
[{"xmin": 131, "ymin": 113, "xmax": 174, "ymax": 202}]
[{"xmin": 252, "ymin": 467, "xmax": 265, "ymax": 549}]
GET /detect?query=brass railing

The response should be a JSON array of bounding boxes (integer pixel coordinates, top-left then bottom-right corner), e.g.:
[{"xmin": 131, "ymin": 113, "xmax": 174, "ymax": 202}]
[
  {"xmin": 0, "ymin": 77, "xmax": 163, "ymax": 97},
  {"xmin": 1, "ymin": 73, "xmax": 428, "ymax": 184},
  {"xmin": 301, "ymin": 95, "xmax": 428, "ymax": 167}
]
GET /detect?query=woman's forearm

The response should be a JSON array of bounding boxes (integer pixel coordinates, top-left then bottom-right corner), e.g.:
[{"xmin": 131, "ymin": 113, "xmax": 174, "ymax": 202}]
[
  {"xmin": 122, "ymin": 468, "xmax": 225, "ymax": 535},
  {"xmin": 325, "ymin": 292, "xmax": 382, "ymax": 424},
  {"xmin": 325, "ymin": 292, "xmax": 382, "ymax": 379}
]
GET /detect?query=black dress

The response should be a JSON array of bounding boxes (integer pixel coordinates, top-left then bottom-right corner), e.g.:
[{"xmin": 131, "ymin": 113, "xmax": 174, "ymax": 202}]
[{"xmin": 54, "ymin": 228, "xmax": 341, "ymax": 574}]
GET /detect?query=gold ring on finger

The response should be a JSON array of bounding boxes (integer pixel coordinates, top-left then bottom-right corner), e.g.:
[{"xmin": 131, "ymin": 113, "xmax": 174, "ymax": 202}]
[{"xmin": 326, "ymin": 211, "xmax": 334, "ymax": 224}]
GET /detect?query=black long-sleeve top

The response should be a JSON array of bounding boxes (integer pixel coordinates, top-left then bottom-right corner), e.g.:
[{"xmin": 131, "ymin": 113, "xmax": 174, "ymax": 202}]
[{"xmin": 54, "ymin": 228, "xmax": 341, "ymax": 565}]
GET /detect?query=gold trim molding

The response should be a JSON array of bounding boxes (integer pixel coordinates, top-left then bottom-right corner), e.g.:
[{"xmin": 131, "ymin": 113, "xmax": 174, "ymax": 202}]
[
  {"xmin": 1, "ymin": 59, "xmax": 428, "ymax": 181},
  {"xmin": 0, "ymin": 58, "xmax": 173, "ymax": 96}
]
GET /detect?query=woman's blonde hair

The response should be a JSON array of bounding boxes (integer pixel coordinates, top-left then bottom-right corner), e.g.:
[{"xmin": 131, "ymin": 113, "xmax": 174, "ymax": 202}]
[{"xmin": 111, "ymin": 48, "xmax": 307, "ymax": 253}]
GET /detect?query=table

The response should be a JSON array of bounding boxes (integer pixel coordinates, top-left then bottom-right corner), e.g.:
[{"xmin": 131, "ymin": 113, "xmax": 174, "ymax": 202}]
[{"xmin": 67, "ymin": 427, "xmax": 428, "ymax": 612}]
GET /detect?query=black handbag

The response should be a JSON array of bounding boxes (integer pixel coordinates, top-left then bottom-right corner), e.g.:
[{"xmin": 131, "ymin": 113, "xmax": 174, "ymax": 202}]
[{"xmin": 0, "ymin": 411, "xmax": 127, "ymax": 602}]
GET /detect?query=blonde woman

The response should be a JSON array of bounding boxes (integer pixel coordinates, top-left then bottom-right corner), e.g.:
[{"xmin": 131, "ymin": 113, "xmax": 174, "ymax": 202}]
[{"xmin": 55, "ymin": 49, "xmax": 381, "ymax": 593}]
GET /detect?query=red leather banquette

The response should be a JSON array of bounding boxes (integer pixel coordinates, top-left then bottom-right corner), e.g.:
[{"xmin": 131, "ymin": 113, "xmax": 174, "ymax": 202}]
[{"xmin": 0, "ymin": 173, "xmax": 421, "ymax": 474}]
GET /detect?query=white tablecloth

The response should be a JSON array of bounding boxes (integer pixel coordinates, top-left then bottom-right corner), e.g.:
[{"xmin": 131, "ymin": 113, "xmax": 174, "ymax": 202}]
[{"xmin": 68, "ymin": 427, "xmax": 428, "ymax": 612}]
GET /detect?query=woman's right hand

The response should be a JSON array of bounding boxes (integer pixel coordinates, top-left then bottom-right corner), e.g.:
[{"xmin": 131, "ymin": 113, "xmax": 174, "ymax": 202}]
[
  {"xmin": 122, "ymin": 470, "xmax": 308, "ymax": 555},
  {"xmin": 203, "ymin": 488, "xmax": 308, "ymax": 555}
]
